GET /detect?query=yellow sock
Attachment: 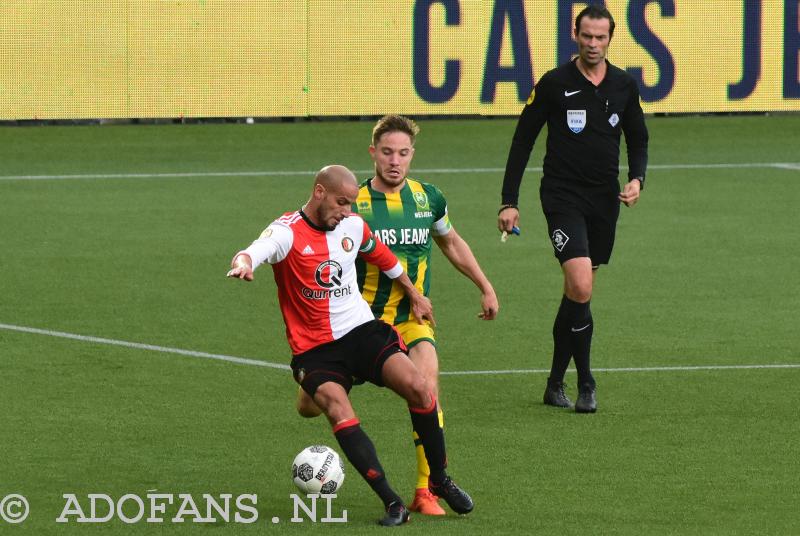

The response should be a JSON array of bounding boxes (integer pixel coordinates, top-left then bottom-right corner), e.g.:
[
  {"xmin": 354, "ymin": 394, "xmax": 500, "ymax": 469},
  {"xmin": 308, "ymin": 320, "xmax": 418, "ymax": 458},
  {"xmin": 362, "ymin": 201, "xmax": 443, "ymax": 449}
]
[{"xmin": 414, "ymin": 409, "xmax": 444, "ymax": 489}]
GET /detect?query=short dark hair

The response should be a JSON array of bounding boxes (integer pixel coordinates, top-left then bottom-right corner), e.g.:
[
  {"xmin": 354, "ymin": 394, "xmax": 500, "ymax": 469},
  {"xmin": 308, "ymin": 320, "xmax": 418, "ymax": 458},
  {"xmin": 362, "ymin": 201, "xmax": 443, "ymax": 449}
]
[
  {"xmin": 372, "ymin": 115, "xmax": 420, "ymax": 147},
  {"xmin": 575, "ymin": 4, "xmax": 615, "ymax": 39}
]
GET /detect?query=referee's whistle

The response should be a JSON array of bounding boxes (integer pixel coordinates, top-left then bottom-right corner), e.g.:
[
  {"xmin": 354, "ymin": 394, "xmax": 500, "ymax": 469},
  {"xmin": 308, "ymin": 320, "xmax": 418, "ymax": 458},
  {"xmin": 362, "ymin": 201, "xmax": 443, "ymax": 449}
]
[{"xmin": 501, "ymin": 226, "xmax": 521, "ymax": 243}]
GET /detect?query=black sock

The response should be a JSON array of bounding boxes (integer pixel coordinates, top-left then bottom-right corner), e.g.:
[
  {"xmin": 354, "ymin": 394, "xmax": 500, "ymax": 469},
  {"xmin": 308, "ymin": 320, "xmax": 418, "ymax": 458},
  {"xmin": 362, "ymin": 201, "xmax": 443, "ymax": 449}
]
[
  {"xmin": 333, "ymin": 419, "xmax": 401, "ymax": 507},
  {"xmin": 564, "ymin": 297, "xmax": 595, "ymax": 386},
  {"xmin": 549, "ymin": 295, "xmax": 572, "ymax": 384},
  {"xmin": 408, "ymin": 397, "xmax": 447, "ymax": 485}
]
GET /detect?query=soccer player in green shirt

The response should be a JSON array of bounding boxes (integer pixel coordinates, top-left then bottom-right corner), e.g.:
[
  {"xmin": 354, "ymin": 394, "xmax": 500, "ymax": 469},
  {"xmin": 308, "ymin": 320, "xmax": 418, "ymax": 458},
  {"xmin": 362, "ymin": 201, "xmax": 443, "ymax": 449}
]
[{"xmin": 297, "ymin": 115, "xmax": 499, "ymax": 516}]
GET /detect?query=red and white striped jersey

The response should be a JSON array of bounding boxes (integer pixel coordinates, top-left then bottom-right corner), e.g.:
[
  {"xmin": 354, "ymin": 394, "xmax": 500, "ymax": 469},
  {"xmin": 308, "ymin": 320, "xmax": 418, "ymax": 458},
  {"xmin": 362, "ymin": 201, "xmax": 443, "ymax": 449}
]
[{"xmin": 240, "ymin": 210, "xmax": 403, "ymax": 355}]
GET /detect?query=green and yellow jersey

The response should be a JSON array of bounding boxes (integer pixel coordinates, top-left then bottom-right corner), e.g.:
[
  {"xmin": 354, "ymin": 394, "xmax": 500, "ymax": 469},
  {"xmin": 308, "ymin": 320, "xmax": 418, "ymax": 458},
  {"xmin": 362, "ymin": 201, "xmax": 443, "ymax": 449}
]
[{"xmin": 354, "ymin": 177, "xmax": 451, "ymax": 326}]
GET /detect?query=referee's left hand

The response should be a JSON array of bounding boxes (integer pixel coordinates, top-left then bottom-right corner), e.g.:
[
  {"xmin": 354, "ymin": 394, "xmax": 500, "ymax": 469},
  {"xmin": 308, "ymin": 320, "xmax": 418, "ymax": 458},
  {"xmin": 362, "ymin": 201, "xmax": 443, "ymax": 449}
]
[
  {"xmin": 619, "ymin": 179, "xmax": 641, "ymax": 207},
  {"xmin": 497, "ymin": 206, "xmax": 519, "ymax": 233}
]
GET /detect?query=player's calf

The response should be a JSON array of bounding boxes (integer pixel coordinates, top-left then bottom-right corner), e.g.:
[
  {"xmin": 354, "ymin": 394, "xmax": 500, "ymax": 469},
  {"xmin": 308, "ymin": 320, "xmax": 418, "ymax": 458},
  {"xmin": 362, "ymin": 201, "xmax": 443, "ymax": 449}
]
[{"xmin": 295, "ymin": 387, "xmax": 323, "ymax": 418}]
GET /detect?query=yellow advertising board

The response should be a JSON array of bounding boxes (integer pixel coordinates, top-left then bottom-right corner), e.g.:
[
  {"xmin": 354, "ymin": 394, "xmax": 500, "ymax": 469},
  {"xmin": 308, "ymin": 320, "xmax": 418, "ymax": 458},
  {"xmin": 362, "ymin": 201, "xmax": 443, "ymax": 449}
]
[{"xmin": 1, "ymin": 0, "xmax": 798, "ymax": 119}]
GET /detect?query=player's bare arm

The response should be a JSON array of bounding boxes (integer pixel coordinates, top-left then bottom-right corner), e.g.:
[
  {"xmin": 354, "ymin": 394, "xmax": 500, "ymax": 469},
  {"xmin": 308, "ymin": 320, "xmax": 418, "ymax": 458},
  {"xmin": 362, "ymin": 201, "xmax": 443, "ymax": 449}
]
[
  {"xmin": 433, "ymin": 230, "xmax": 499, "ymax": 320},
  {"xmin": 226, "ymin": 252, "xmax": 254, "ymax": 281},
  {"xmin": 394, "ymin": 272, "xmax": 436, "ymax": 326},
  {"xmin": 619, "ymin": 178, "xmax": 641, "ymax": 207}
]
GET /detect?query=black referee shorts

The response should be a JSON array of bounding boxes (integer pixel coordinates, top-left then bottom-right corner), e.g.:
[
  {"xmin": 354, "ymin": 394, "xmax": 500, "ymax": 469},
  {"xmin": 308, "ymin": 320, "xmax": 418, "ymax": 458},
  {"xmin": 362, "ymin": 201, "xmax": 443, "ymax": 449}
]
[
  {"xmin": 540, "ymin": 184, "xmax": 620, "ymax": 266},
  {"xmin": 290, "ymin": 319, "xmax": 408, "ymax": 397}
]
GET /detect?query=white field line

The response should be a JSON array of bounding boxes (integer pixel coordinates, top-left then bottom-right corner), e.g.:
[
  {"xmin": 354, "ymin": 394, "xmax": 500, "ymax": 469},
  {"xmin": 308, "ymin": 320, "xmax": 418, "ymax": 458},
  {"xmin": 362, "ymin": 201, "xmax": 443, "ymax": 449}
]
[
  {"xmin": 2, "ymin": 322, "xmax": 798, "ymax": 376},
  {"xmin": 439, "ymin": 364, "xmax": 800, "ymax": 375},
  {"xmin": 0, "ymin": 323, "xmax": 289, "ymax": 370},
  {"xmin": 1, "ymin": 162, "xmax": 799, "ymax": 181}
]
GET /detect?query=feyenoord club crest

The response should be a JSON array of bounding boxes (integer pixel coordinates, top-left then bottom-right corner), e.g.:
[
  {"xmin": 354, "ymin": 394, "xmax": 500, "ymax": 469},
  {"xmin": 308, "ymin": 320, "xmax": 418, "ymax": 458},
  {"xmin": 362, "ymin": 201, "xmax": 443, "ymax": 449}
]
[
  {"xmin": 567, "ymin": 110, "xmax": 586, "ymax": 133},
  {"xmin": 341, "ymin": 236, "xmax": 354, "ymax": 252}
]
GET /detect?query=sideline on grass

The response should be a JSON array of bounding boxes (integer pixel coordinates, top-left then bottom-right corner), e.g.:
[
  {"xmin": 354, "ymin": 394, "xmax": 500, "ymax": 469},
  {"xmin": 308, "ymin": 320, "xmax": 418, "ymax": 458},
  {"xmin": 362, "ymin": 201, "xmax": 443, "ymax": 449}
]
[
  {"xmin": 1, "ymin": 162, "xmax": 800, "ymax": 181},
  {"xmin": 2, "ymin": 322, "xmax": 798, "ymax": 376}
]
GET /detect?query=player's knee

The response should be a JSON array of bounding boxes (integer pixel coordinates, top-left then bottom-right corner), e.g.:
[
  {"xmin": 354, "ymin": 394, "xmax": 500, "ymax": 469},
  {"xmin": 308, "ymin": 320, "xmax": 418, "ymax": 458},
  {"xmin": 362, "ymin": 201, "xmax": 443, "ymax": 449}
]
[
  {"xmin": 406, "ymin": 374, "xmax": 433, "ymax": 410},
  {"xmin": 569, "ymin": 287, "xmax": 592, "ymax": 303},
  {"xmin": 566, "ymin": 279, "xmax": 593, "ymax": 302},
  {"xmin": 314, "ymin": 384, "xmax": 354, "ymax": 423}
]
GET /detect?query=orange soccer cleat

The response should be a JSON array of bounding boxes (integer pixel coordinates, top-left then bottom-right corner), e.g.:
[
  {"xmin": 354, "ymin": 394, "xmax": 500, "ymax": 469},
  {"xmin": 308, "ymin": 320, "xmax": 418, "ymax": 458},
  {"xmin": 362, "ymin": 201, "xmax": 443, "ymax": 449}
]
[{"xmin": 409, "ymin": 488, "xmax": 446, "ymax": 516}]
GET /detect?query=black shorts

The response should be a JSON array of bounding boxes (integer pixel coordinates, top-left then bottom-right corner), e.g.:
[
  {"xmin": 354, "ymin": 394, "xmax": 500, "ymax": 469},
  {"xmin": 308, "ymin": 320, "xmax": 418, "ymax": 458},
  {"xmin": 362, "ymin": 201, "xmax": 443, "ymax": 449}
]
[
  {"xmin": 540, "ymin": 184, "xmax": 620, "ymax": 266},
  {"xmin": 290, "ymin": 319, "xmax": 407, "ymax": 397}
]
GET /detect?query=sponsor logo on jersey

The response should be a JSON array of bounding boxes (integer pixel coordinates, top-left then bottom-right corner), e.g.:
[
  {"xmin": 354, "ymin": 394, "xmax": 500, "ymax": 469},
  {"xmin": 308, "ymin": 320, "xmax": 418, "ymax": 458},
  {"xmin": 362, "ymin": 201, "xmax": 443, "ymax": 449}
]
[
  {"xmin": 314, "ymin": 260, "xmax": 343, "ymax": 288},
  {"xmin": 341, "ymin": 236, "xmax": 354, "ymax": 252},
  {"xmin": 357, "ymin": 200, "xmax": 372, "ymax": 214},
  {"xmin": 373, "ymin": 228, "xmax": 430, "ymax": 246},
  {"xmin": 414, "ymin": 211, "xmax": 433, "ymax": 218},
  {"xmin": 303, "ymin": 260, "xmax": 352, "ymax": 300},
  {"xmin": 608, "ymin": 113, "xmax": 619, "ymax": 127},
  {"xmin": 552, "ymin": 229, "xmax": 570, "ymax": 252},
  {"xmin": 301, "ymin": 286, "xmax": 352, "ymax": 299},
  {"xmin": 413, "ymin": 191, "xmax": 429, "ymax": 210},
  {"xmin": 567, "ymin": 110, "xmax": 586, "ymax": 133}
]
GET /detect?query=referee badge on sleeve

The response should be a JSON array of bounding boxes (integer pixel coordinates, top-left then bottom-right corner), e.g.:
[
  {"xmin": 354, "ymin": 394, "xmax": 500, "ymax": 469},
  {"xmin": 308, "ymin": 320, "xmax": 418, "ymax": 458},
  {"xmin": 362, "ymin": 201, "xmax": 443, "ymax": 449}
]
[
  {"xmin": 567, "ymin": 110, "xmax": 586, "ymax": 133},
  {"xmin": 608, "ymin": 113, "xmax": 620, "ymax": 127}
]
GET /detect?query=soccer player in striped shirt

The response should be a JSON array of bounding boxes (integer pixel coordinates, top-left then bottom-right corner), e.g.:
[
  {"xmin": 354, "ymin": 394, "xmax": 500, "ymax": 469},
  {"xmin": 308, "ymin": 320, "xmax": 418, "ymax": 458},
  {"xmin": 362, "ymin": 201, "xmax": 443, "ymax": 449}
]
[{"xmin": 297, "ymin": 117, "xmax": 499, "ymax": 515}]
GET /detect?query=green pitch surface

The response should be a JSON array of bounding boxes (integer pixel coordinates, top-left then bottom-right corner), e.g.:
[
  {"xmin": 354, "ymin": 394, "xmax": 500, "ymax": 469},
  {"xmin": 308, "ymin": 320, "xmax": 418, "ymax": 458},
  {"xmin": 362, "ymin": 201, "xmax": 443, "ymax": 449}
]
[{"xmin": 1, "ymin": 116, "xmax": 799, "ymax": 534}]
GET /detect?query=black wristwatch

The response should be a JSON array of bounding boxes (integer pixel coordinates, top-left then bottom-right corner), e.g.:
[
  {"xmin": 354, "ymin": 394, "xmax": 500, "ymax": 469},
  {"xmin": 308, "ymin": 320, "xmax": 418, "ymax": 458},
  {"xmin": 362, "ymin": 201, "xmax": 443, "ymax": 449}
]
[{"xmin": 629, "ymin": 176, "xmax": 644, "ymax": 190}]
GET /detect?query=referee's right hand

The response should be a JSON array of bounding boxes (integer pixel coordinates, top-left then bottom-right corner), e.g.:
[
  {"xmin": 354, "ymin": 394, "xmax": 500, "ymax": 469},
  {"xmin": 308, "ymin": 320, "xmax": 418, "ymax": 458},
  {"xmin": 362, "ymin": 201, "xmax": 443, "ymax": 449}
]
[{"xmin": 497, "ymin": 205, "xmax": 520, "ymax": 234}]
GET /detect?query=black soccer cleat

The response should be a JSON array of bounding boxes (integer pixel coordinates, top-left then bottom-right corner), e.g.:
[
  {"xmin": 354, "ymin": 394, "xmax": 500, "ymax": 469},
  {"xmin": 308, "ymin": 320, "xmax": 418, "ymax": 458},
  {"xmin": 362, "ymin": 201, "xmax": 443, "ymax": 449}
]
[
  {"xmin": 429, "ymin": 476, "xmax": 474, "ymax": 514},
  {"xmin": 575, "ymin": 382, "xmax": 597, "ymax": 413},
  {"xmin": 378, "ymin": 501, "xmax": 410, "ymax": 526},
  {"xmin": 543, "ymin": 380, "xmax": 574, "ymax": 408}
]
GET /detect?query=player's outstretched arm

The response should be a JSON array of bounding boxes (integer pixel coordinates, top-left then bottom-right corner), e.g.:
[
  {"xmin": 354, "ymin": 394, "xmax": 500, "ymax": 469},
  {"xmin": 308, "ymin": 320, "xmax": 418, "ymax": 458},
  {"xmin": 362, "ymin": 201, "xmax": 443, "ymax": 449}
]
[
  {"xmin": 433, "ymin": 230, "xmax": 499, "ymax": 320},
  {"xmin": 226, "ymin": 253, "xmax": 254, "ymax": 281}
]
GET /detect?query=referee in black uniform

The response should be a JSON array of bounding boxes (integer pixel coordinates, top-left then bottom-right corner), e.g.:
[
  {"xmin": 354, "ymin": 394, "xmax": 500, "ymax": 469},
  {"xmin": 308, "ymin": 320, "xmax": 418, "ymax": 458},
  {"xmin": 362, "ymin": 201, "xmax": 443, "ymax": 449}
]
[{"xmin": 497, "ymin": 4, "xmax": 648, "ymax": 413}]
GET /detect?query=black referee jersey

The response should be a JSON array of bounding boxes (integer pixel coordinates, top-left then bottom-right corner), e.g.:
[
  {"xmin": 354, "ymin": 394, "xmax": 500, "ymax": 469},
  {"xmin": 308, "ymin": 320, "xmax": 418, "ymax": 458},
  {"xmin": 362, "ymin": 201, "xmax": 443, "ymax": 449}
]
[{"xmin": 502, "ymin": 58, "xmax": 648, "ymax": 205}]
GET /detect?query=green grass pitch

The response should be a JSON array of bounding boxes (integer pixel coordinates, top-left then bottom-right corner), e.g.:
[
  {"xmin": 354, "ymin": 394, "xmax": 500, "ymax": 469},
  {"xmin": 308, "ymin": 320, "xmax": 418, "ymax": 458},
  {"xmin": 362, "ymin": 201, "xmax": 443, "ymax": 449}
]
[{"xmin": 1, "ymin": 115, "xmax": 799, "ymax": 534}]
